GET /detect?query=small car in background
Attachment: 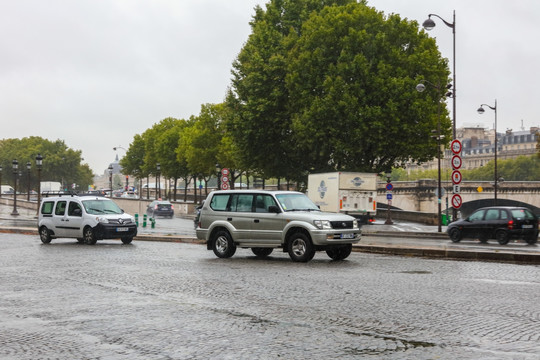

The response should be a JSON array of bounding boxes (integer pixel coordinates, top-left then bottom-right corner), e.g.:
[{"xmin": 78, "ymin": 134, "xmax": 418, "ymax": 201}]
[
  {"xmin": 146, "ymin": 200, "xmax": 174, "ymax": 218},
  {"xmin": 447, "ymin": 206, "xmax": 538, "ymax": 245}
]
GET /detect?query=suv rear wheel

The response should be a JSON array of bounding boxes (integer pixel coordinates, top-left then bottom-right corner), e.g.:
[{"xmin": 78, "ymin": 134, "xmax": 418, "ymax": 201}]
[
  {"xmin": 212, "ymin": 230, "xmax": 236, "ymax": 258},
  {"xmin": 288, "ymin": 232, "xmax": 315, "ymax": 262}
]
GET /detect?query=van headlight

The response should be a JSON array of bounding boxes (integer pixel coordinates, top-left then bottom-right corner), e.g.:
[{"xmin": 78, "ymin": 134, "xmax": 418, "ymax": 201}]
[
  {"xmin": 97, "ymin": 217, "xmax": 109, "ymax": 224},
  {"xmin": 314, "ymin": 220, "xmax": 332, "ymax": 230}
]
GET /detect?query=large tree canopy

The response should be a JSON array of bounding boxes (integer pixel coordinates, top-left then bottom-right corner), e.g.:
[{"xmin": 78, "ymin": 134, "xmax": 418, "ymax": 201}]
[{"xmin": 228, "ymin": 0, "xmax": 451, "ymax": 178}]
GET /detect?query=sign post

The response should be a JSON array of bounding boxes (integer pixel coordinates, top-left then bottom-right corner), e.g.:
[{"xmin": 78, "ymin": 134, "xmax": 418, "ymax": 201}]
[{"xmin": 450, "ymin": 140, "xmax": 462, "ymax": 220}]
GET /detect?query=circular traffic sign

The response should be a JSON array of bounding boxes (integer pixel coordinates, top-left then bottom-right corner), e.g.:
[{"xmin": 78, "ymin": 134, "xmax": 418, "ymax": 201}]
[
  {"xmin": 451, "ymin": 155, "xmax": 462, "ymax": 170},
  {"xmin": 451, "ymin": 140, "xmax": 462, "ymax": 154},
  {"xmin": 452, "ymin": 170, "xmax": 462, "ymax": 185},
  {"xmin": 221, "ymin": 175, "xmax": 229, "ymax": 183},
  {"xmin": 451, "ymin": 194, "xmax": 463, "ymax": 209},
  {"xmin": 221, "ymin": 183, "xmax": 229, "ymax": 190},
  {"xmin": 221, "ymin": 168, "xmax": 230, "ymax": 176},
  {"xmin": 386, "ymin": 183, "xmax": 393, "ymax": 191}
]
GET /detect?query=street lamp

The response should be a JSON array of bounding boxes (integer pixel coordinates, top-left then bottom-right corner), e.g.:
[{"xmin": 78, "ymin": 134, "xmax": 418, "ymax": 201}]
[
  {"xmin": 108, "ymin": 164, "xmax": 113, "ymax": 197},
  {"xmin": 11, "ymin": 159, "xmax": 19, "ymax": 216},
  {"xmin": 26, "ymin": 161, "xmax": 31, "ymax": 201},
  {"xmin": 36, "ymin": 154, "xmax": 43, "ymax": 216},
  {"xmin": 215, "ymin": 163, "xmax": 221, "ymax": 190},
  {"xmin": 156, "ymin": 163, "xmax": 161, "ymax": 199},
  {"xmin": 417, "ymin": 79, "xmax": 444, "ymax": 232},
  {"xmin": 477, "ymin": 100, "xmax": 498, "ymax": 205},
  {"xmin": 384, "ymin": 172, "xmax": 393, "ymax": 225}
]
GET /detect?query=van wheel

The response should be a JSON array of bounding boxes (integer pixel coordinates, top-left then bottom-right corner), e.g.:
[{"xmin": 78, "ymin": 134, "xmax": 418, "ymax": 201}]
[
  {"xmin": 84, "ymin": 227, "xmax": 97, "ymax": 245},
  {"xmin": 288, "ymin": 232, "xmax": 315, "ymax": 262},
  {"xmin": 121, "ymin": 237, "xmax": 133, "ymax": 244},
  {"xmin": 449, "ymin": 228, "xmax": 462, "ymax": 243},
  {"xmin": 212, "ymin": 230, "xmax": 236, "ymax": 258},
  {"xmin": 326, "ymin": 244, "xmax": 352, "ymax": 261},
  {"xmin": 39, "ymin": 226, "xmax": 52, "ymax": 244},
  {"xmin": 251, "ymin": 248, "xmax": 273, "ymax": 258},
  {"xmin": 496, "ymin": 230, "xmax": 509, "ymax": 245}
]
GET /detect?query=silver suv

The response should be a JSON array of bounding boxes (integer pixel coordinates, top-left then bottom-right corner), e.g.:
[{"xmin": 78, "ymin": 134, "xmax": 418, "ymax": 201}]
[
  {"xmin": 196, "ymin": 190, "xmax": 361, "ymax": 262},
  {"xmin": 38, "ymin": 193, "xmax": 137, "ymax": 245}
]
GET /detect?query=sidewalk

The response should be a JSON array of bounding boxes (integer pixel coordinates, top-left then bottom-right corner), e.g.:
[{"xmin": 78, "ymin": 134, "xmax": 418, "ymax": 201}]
[{"xmin": 1, "ymin": 204, "xmax": 538, "ymax": 264}]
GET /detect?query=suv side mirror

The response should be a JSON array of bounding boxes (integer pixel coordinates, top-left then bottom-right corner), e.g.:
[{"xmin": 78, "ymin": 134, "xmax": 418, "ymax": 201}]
[{"xmin": 268, "ymin": 205, "xmax": 281, "ymax": 213}]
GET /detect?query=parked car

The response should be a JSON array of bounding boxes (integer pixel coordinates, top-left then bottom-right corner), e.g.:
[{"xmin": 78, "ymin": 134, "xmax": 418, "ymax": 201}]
[
  {"xmin": 146, "ymin": 200, "xmax": 174, "ymax": 218},
  {"xmin": 447, "ymin": 206, "xmax": 538, "ymax": 245},
  {"xmin": 38, "ymin": 194, "xmax": 137, "ymax": 245},
  {"xmin": 196, "ymin": 190, "xmax": 361, "ymax": 262}
]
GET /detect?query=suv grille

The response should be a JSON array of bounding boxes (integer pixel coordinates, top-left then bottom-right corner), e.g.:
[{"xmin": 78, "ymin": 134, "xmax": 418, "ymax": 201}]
[{"xmin": 330, "ymin": 221, "xmax": 354, "ymax": 229}]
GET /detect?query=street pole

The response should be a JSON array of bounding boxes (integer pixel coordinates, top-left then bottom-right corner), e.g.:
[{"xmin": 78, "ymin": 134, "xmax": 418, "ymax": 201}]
[
  {"xmin": 477, "ymin": 100, "xmax": 498, "ymax": 205},
  {"xmin": 11, "ymin": 159, "xmax": 19, "ymax": 216},
  {"xmin": 36, "ymin": 154, "xmax": 43, "ymax": 216}
]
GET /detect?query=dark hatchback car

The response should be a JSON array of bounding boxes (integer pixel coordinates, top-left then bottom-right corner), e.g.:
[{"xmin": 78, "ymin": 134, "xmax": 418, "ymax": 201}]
[
  {"xmin": 146, "ymin": 201, "xmax": 174, "ymax": 218},
  {"xmin": 448, "ymin": 206, "xmax": 538, "ymax": 245}
]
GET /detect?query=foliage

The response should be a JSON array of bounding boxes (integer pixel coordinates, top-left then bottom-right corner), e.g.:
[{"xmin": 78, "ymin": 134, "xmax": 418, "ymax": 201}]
[{"xmin": 0, "ymin": 137, "xmax": 93, "ymax": 190}]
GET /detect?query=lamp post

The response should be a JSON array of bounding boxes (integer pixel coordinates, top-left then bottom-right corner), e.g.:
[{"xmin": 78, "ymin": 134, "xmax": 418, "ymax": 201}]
[
  {"xmin": 11, "ymin": 159, "xmax": 19, "ymax": 216},
  {"xmin": 215, "ymin": 163, "xmax": 221, "ymax": 190},
  {"xmin": 0, "ymin": 165, "xmax": 3, "ymax": 199},
  {"xmin": 26, "ymin": 161, "xmax": 31, "ymax": 201},
  {"xmin": 156, "ymin": 163, "xmax": 161, "ymax": 199},
  {"xmin": 36, "ymin": 154, "xmax": 43, "ymax": 216},
  {"xmin": 477, "ymin": 100, "xmax": 498, "ymax": 205},
  {"xmin": 417, "ymin": 79, "xmax": 444, "ymax": 232},
  {"xmin": 108, "ymin": 164, "xmax": 113, "ymax": 197},
  {"xmin": 384, "ymin": 172, "xmax": 393, "ymax": 225}
]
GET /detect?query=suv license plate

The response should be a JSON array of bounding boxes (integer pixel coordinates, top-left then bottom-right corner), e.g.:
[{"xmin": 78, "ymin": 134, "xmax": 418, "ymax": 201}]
[
  {"xmin": 117, "ymin": 227, "xmax": 129, "ymax": 232},
  {"xmin": 522, "ymin": 225, "xmax": 533, "ymax": 229},
  {"xmin": 341, "ymin": 233, "xmax": 355, "ymax": 239}
]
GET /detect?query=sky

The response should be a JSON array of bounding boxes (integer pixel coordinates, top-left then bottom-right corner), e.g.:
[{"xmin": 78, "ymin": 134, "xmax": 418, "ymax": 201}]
[{"xmin": 1, "ymin": 0, "xmax": 539, "ymax": 175}]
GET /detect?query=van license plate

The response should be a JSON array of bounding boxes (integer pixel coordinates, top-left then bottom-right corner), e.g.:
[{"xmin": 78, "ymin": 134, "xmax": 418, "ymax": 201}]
[
  {"xmin": 341, "ymin": 233, "xmax": 354, "ymax": 239},
  {"xmin": 522, "ymin": 225, "xmax": 533, "ymax": 229},
  {"xmin": 117, "ymin": 227, "xmax": 129, "ymax": 232}
]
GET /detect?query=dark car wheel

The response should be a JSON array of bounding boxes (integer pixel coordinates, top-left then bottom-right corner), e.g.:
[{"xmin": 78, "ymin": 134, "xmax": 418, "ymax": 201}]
[
  {"xmin": 496, "ymin": 230, "xmax": 510, "ymax": 245},
  {"xmin": 121, "ymin": 237, "xmax": 133, "ymax": 244},
  {"xmin": 39, "ymin": 226, "xmax": 52, "ymax": 244},
  {"xmin": 449, "ymin": 228, "xmax": 462, "ymax": 243},
  {"xmin": 326, "ymin": 244, "xmax": 353, "ymax": 261},
  {"xmin": 288, "ymin": 232, "xmax": 315, "ymax": 262},
  {"xmin": 212, "ymin": 230, "xmax": 236, "ymax": 258},
  {"xmin": 251, "ymin": 248, "xmax": 273, "ymax": 258},
  {"xmin": 84, "ymin": 227, "xmax": 97, "ymax": 245}
]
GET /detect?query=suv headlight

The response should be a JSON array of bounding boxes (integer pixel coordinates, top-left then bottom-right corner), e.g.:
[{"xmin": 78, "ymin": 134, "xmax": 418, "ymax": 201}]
[
  {"xmin": 314, "ymin": 220, "xmax": 332, "ymax": 230},
  {"xmin": 353, "ymin": 219, "xmax": 359, "ymax": 229}
]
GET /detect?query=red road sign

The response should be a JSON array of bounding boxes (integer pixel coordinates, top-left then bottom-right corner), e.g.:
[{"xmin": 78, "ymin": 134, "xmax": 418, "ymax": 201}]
[
  {"xmin": 221, "ymin": 175, "xmax": 229, "ymax": 183},
  {"xmin": 221, "ymin": 183, "xmax": 229, "ymax": 190},
  {"xmin": 452, "ymin": 170, "xmax": 462, "ymax": 184},
  {"xmin": 221, "ymin": 168, "xmax": 230, "ymax": 176},
  {"xmin": 451, "ymin": 194, "xmax": 462, "ymax": 209},
  {"xmin": 451, "ymin": 155, "xmax": 462, "ymax": 169},
  {"xmin": 386, "ymin": 183, "xmax": 393, "ymax": 191},
  {"xmin": 451, "ymin": 139, "xmax": 462, "ymax": 154}
]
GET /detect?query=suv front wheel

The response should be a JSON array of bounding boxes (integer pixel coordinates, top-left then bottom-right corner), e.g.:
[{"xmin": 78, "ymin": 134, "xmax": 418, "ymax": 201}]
[
  {"xmin": 212, "ymin": 230, "xmax": 236, "ymax": 258},
  {"xmin": 288, "ymin": 232, "xmax": 315, "ymax": 262}
]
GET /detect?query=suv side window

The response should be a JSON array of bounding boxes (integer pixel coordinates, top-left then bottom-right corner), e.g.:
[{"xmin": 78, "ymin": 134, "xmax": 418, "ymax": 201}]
[
  {"xmin": 485, "ymin": 209, "xmax": 500, "ymax": 220},
  {"xmin": 230, "ymin": 194, "xmax": 253, "ymax": 212},
  {"xmin": 255, "ymin": 194, "xmax": 277, "ymax": 213},
  {"xmin": 511, "ymin": 209, "xmax": 535, "ymax": 220},
  {"xmin": 42, "ymin": 201, "xmax": 54, "ymax": 215},
  {"xmin": 210, "ymin": 194, "xmax": 231, "ymax": 211},
  {"xmin": 55, "ymin": 201, "xmax": 67, "ymax": 216},
  {"xmin": 469, "ymin": 209, "xmax": 485, "ymax": 221}
]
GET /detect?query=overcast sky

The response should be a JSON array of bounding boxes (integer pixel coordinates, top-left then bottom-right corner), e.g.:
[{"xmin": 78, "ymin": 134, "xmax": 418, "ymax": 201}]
[{"xmin": 1, "ymin": 0, "xmax": 539, "ymax": 175}]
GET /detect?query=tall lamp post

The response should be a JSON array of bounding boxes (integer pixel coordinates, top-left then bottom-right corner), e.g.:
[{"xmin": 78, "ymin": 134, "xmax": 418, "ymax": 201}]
[
  {"xmin": 11, "ymin": 159, "xmax": 19, "ymax": 216},
  {"xmin": 417, "ymin": 79, "xmax": 444, "ymax": 232},
  {"xmin": 26, "ymin": 161, "xmax": 31, "ymax": 201},
  {"xmin": 156, "ymin": 163, "xmax": 161, "ymax": 199},
  {"xmin": 0, "ymin": 165, "xmax": 3, "ymax": 199},
  {"xmin": 36, "ymin": 154, "xmax": 43, "ymax": 216},
  {"xmin": 108, "ymin": 164, "xmax": 113, "ymax": 197},
  {"xmin": 477, "ymin": 100, "xmax": 498, "ymax": 205}
]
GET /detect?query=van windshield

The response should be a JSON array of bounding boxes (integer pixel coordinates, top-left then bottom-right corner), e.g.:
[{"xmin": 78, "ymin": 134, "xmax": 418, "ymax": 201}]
[
  {"xmin": 275, "ymin": 193, "xmax": 320, "ymax": 212},
  {"xmin": 82, "ymin": 199, "xmax": 123, "ymax": 215}
]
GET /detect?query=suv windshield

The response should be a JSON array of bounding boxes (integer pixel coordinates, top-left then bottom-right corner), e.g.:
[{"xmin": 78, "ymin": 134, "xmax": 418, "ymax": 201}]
[
  {"xmin": 82, "ymin": 199, "xmax": 123, "ymax": 215},
  {"xmin": 275, "ymin": 193, "xmax": 320, "ymax": 212}
]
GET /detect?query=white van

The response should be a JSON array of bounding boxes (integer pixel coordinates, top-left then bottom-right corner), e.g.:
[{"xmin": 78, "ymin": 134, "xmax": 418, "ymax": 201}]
[
  {"xmin": 1, "ymin": 185, "xmax": 15, "ymax": 194},
  {"xmin": 38, "ymin": 193, "xmax": 137, "ymax": 245}
]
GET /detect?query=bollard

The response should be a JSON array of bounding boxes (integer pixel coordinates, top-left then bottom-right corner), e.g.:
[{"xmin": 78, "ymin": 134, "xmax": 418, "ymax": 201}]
[
  {"xmin": 135, "ymin": 213, "xmax": 139, "ymax": 227},
  {"xmin": 143, "ymin": 214, "xmax": 147, "ymax": 228},
  {"xmin": 151, "ymin": 217, "xmax": 156, "ymax": 229}
]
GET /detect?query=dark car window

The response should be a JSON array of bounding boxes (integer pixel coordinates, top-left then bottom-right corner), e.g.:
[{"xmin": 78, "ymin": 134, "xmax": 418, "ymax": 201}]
[
  {"xmin": 68, "ymin": 201, "xmax": 82, "ymax": 217},
  {"xmin": 511, "ymin": 209, "xmax": 535, "ymax": 220},
  {"xmin": 485, "ymin": 209, "xmax": 500, "ymax": 221},
  {"xmin": 468, "ymin": 209, "xmax": 485, "ymax": 221}
]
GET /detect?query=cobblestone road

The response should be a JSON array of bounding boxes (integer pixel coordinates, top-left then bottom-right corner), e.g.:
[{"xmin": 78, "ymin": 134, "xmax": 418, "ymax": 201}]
[{"xmin": 1, "ymin": 233, "xmax": 539, "ymax": 359}]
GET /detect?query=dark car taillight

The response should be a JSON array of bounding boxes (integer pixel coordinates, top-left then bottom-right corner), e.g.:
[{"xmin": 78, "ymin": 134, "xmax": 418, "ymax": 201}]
[{"xmin": 507, "ymin": 220, "xmax": 514, "ymax": 230}]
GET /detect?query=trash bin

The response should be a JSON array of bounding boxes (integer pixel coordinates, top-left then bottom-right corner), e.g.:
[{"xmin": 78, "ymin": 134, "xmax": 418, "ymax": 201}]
[{"xmin": 441, "ymin": 214, "xmax": 448, "ymax": 226}]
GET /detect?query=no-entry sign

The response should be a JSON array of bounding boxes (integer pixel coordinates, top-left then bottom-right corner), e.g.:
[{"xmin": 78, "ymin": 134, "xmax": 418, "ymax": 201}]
[{"xmin": 451, "ymin": 194, "xmax": 462, "ymax": 209}]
